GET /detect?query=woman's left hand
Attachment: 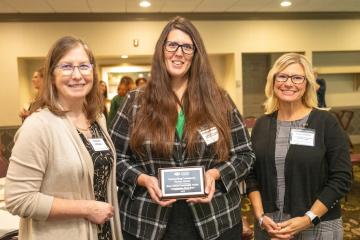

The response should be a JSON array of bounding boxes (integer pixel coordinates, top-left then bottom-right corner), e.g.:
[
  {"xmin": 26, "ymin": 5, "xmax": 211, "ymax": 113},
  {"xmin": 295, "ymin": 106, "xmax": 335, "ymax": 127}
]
[
  {"xmin": 275, "ymin": 216, "xmax": 312, "ymax": 238},
  {"xmin": 186, "ymin": 169, "xmax": 219, "ymax": 204}
]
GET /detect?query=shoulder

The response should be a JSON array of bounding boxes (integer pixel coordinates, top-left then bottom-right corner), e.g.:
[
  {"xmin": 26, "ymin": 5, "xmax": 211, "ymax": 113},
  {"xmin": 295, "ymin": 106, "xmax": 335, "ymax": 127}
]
[
  {"xmin": 96, "ymin": 113, "xmax": 107, "ymax": 129},
  {"xmin": 111, "ymin": 95, "xmax": 120, "ymax": 103},
  {"xmin": 310, "ymin": 108, "xmax": 337, "ymax": 125},
  {"xmin": 222, "ymin": 91, "xmax": 240, "ymax": 114},
  {"xmin": 21, "ymin": 108, "xmax": 56, "ymax": 130},
  {"xmin": 114, "ymin": 88, "xmax": 143, "ymax": 119},
  {"xmin": 255, "ymin": 113, "xmax": 274, "ymax": 125},
  {"xmin": 125, "ymin": 88, "xmax": 143, "ymax": 108},
  {"xmin": 14, "ymin": 108, "xmax": 58, "ymax": 143}
]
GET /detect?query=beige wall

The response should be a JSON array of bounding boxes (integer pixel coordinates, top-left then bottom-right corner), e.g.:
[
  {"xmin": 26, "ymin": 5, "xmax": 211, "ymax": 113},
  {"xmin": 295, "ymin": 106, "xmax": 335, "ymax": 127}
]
[{"xmin": 1, "ymin": 19, "xmax": 360, "ymax": 126}]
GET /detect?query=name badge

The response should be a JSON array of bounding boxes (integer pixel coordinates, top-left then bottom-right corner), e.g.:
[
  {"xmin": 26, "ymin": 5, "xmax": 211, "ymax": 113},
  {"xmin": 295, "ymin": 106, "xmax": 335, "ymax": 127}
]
[
  {"xmin": 88, "ymin": 138, "xmax": 109, "ymax": 151},
  {"xmin": 198, "ymin": 126, "xmax": 219, "ymax": 145},
  {"xmin": 289, "ymin": 128, "xmax": 315, "ymax": 147}
]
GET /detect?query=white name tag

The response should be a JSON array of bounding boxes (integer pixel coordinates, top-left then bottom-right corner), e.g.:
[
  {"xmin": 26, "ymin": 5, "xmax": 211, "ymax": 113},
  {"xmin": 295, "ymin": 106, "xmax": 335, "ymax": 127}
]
[
  {"xmin": 88, "ymin": 138, "xmax": 109, "ymax": 151},
  {"xmin": 198, "ymin": 126, "xmax": 219, "ymax": 145},
  {"xmin": 289, "ymin": 128, "xmax": 315, "ymax": 147}
]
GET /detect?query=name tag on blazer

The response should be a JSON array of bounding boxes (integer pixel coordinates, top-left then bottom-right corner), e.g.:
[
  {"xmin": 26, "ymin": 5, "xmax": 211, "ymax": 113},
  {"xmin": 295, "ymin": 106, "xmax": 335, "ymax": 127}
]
[
  {"xmin": 289, "ymin": 128, "xmax": 315, "ymax": 147},
  {"xmin": 198, "ymin": 126, "xmax": 219, "ymax": 145},
  {"xmin": 89, "ymin": 138, "xmax": 109, "ymax": 151}
]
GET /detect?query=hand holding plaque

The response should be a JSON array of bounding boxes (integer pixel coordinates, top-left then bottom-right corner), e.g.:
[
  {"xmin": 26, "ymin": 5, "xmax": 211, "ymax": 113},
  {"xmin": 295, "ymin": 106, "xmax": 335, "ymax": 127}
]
[
  {"xmin": 186, "ymin": 168, "xmax": 219, "ymax": 204},
  {"xmin": 158, "ymin": 166, "xmax": 207, "ymax": 200},
  {"xmin": 137, "ymin": 174, "xmax": 177, "ymax": 206}
]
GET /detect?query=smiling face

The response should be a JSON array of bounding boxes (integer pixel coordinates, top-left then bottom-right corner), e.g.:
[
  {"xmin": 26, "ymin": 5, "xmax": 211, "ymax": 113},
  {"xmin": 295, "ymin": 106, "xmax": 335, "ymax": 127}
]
[
  {"xmin": 274, "ymin": 63, "xmax": 307, "ymax": 105},
  {"xmin": 164, "ymin": 29, "xmax": 194, "ymax": 82},
  {"xmin": 53, "ymin": 45, "xmax": 93, "ymax": 108}
]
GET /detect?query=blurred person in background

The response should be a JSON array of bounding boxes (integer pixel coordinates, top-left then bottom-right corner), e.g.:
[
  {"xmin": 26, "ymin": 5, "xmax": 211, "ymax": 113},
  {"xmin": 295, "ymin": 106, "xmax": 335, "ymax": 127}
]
[
  {"xmin": 99, "ymin": 80, "xmax": 109, "ymax": 119},
  {"xmin": 107, "ymin": 77, "xmax": 130, "ymax": 127},
  {"xmin": 135, "ymin": 77, "xmax": 147, "ymax": 88},
  {"xmin": 19, "ymin": 67, "xmax": 44, "ymax": 121}
]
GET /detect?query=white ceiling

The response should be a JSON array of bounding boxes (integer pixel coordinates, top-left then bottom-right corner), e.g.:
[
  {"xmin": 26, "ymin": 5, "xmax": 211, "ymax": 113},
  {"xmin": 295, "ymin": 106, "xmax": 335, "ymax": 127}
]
[{"xmin": 0, "ymin": 0, "xmax": 360, "ymax": 13}]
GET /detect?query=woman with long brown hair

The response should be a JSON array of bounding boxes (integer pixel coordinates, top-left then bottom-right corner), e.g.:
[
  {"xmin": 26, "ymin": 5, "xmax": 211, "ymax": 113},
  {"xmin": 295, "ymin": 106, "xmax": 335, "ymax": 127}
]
[{"xmin": 110, "ymin": 16, "xmax": 254, "ymax": 240}]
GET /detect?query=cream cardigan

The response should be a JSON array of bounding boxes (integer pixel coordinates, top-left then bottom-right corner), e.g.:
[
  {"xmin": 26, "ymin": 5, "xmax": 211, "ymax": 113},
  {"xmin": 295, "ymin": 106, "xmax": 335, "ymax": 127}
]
[{"xmin": 5, "ymin": 108, "xmax": 122, "ymax": 240}]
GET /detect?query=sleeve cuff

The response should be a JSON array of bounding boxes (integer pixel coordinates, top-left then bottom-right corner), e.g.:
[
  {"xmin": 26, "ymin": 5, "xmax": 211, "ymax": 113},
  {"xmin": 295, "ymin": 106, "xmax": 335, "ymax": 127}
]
[{"xmin": 33, "ymin": 194, "xmax": 54, "ymax": 221}]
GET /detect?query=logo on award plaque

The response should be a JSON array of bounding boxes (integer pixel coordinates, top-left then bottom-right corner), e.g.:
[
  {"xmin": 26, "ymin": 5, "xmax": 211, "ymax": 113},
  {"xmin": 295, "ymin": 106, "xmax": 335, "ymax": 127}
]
[{"xmin": 158, "ymin": 166, "xmax": 206, "ymax": 199}]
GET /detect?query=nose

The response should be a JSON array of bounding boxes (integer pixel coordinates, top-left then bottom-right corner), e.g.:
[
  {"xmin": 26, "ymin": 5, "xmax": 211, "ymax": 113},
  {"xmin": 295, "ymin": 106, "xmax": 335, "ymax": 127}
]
[
  {"xmin": 174, "ymin": 46, "xmax": 184, "ymax": 56},
  {"xmin": 283, "ymin": 76, "xmax": 294, "ymax": 86},
  {"xmin": 71, "ymin": 66, "xmax": 82, "ymax": 79}
]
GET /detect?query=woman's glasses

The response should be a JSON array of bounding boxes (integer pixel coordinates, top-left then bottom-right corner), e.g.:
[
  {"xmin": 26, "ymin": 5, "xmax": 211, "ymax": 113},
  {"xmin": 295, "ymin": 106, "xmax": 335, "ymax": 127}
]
[
  {"xmin": 275, "ymin": 73, "xmax": 306, "ymax": 84},
  {"xmin": 56, "ymin": 63, "xmax": 93, "ymax": 76},
  {"xmin": 164, "ymin": 41, "xmax": 195, "ymax": 55}
]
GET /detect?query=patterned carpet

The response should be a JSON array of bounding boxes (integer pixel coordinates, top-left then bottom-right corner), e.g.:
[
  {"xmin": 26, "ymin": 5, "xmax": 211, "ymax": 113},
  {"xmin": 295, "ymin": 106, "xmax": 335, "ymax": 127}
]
[{"xmin": 242, "ymin": 145, "xmax": 360, "ymax": 240}]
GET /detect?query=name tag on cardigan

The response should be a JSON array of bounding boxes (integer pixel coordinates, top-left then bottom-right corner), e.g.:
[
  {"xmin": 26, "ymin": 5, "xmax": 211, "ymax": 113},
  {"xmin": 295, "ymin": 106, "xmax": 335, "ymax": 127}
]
[
  {"xmin": 289, "ymin": 128, "xmax": 315, "ymax": 147},
  {"xmin": 198, "ymin": 126, "xmax": 219, "ymax": 145},
  {"xmin": 88, "ymin": 138, "xmax": 109, "ymax": 151}
]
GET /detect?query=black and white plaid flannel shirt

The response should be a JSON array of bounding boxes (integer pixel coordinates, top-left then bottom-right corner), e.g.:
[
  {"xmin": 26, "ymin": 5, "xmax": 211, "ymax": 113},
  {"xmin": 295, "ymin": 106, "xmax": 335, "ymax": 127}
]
[{"xmin": 110, "ymin": 89, "xmax": 255, "ymax": 240}]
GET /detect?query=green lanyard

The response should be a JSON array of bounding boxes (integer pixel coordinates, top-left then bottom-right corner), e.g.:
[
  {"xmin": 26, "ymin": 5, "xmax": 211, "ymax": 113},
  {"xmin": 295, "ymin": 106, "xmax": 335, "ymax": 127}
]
[{"xmin": 176, "ymin": 109, "xmax": 185, "ymax": 139}]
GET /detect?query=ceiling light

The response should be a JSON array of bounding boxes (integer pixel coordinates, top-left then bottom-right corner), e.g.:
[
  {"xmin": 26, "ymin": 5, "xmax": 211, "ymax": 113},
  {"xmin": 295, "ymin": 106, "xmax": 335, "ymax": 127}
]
[
  {"xmin": 139, "ymin": 0, "xmax": 151, "ymax": 8},
  {"xmin": 121, "ymin": 55, "xmax": 128, "ymax": 59},
  {"xmin": 280, "ymin": 0, "xmax": 292, "ymax": 7}
]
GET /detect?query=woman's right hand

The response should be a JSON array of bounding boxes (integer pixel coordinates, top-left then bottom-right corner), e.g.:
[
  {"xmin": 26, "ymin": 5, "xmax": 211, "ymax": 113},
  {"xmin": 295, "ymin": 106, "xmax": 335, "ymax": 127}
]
[
  {"xmin": 137, "ymin": 174, "xmax": 176, "ymax": 207},
  {"xmin": 261, "ymin": 216, "xmax": 293, "ymax": 239},
  {"xmin": 84, "ymin": 200, "xmax": 114, "ymax": 224}
]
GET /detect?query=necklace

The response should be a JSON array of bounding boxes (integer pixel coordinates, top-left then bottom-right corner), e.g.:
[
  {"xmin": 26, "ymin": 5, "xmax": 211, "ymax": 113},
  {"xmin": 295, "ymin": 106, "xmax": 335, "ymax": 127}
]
[{"xmin": 76, "ymin": 124, "xmax": 90, "ymax": 131}]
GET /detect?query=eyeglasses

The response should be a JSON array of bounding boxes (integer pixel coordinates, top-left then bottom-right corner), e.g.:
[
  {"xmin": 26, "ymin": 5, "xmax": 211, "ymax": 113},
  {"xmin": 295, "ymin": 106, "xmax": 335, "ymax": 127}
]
[
  {"xmin": 164, "ymin": 41, "xmax": 195, "ymax": 55},
  {"xmin": 275, "ymin": 73, "xmax": 306, "ymax": 84},
  {"xmin": 56, "ymin": 63, "xmax": 93, "ymax": 76}
]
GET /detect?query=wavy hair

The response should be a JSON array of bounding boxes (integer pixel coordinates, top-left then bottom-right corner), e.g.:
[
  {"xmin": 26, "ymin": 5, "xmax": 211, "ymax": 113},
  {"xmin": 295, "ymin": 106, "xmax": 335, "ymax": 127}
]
[
  {"xmin": 264, "ymin": 53, "xmax": 318, "ymax": 114},
  {"xmin": 31, "ymin": 36, "xmax": 102, "ymax": 122},
  {"xmin": 130, "ymin": 16, "xmax": 232, "ymax": 162}
]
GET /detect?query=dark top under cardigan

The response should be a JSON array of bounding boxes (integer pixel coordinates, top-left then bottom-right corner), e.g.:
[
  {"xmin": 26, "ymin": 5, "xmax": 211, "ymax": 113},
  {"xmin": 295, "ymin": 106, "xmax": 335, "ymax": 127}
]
[{"xmin": 246, "ymin": 108, "xmax": 352, "ymax": 221}]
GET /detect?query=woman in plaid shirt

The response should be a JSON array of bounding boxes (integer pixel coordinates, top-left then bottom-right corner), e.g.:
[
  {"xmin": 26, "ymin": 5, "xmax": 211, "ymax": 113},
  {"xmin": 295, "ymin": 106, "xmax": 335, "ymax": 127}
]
[{"xmin": 110, "ymin": 16, "xmax": 255, "ymax": 240}]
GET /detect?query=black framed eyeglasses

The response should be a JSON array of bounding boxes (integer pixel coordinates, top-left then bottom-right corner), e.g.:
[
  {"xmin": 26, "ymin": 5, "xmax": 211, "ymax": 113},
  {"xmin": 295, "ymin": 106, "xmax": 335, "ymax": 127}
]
[
  {"xmin": 56, "ymin": 63, "xmax": 93, "ymax": 76},
  {"xmin": 275, "ymin": 73, "xmax": 306, "ymax": 84},
  {"xmin": 164, "ymin": 41, "xmax": 195, "ymax": 55}
]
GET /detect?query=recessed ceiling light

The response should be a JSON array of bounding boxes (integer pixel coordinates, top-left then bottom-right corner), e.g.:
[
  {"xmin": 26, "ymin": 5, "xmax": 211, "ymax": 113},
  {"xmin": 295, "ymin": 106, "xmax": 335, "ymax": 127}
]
[
  {"xmin": 280, "ymin": 0, "xmax": 292, "ymax": 7},
  {"xmin": 139, "ymin": 0, "xmax": 151, "ymax": 8},
  {"xmin": 121, "ymin": 55, "xmax": 128, "ymax": 59}
]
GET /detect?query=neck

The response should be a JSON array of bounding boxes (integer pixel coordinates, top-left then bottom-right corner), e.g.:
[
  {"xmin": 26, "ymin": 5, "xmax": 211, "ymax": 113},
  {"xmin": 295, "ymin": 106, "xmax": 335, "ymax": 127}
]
[
  {"xmin": 277, "ymin": 102, "xmax": 311, "ymax": 121},
  {"xmin": 59, "ymin": 97, "xmax": 84, "ymax": 114},
  {"xmin": 171, "ymin": 77, "xmax": 188, "ymax": 102},
  {"xmin": 59, "ymin": 98, "xmax": 89, "ymax": 126}
]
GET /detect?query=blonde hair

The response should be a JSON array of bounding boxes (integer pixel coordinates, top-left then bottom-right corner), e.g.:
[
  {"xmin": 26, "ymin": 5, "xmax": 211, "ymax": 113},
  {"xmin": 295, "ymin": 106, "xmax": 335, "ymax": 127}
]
[{"xmin": 264, "ymin": 53, "xmax": 318, "ymax": 114}]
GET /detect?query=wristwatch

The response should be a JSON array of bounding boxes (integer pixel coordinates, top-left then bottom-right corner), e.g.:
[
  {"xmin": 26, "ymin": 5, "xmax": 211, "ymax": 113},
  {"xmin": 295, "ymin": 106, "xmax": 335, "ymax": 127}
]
[{"xmin": 305, "ymin": 210, "xmax": 320, "ymax": 226}]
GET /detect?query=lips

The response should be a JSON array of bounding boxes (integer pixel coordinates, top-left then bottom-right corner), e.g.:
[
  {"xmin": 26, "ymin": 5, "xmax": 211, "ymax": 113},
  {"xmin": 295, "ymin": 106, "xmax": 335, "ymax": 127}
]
[
  {"xmin": 281, "ymin": 90, "xmax": 297, "ymax": 95},
  {"xmin": 172, "ymin": 60, "xmax": 184, "ymax": 67},
  {"xmin": 68, "ymin": 83, "xmax": 86, "ymax": 88}
]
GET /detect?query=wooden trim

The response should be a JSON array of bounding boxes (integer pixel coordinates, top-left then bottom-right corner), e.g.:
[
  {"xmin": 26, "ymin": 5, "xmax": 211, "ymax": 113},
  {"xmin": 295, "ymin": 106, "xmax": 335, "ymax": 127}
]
[{"xmin": 0, "ymin": 12, "xmax": 360, "ymax": 22}]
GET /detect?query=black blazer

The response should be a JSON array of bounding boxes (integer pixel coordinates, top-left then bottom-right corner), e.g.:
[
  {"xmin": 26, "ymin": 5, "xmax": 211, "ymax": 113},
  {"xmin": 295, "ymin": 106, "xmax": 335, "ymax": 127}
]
[{"xmin": 246, "ymin": 108, "xmax": 352, "ymax": 221}]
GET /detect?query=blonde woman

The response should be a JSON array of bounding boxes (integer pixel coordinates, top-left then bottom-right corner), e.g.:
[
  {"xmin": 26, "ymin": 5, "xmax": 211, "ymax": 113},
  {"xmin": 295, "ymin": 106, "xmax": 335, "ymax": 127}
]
[{"xmin": 246, "ymin": 53, "xmax": 351, "ymax": 239}]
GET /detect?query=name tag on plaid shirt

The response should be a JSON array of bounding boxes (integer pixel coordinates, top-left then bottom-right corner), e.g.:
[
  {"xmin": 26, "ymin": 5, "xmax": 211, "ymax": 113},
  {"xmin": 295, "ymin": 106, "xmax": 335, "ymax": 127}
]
[{"xmin": 198, "ymin": 126, "xmax": 219, "ymax": 145}]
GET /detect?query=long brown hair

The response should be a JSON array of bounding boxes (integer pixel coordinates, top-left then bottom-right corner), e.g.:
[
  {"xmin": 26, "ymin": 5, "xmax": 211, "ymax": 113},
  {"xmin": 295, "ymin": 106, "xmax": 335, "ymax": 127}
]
[
  {"xmin": 130, "ymin": 16, "xmax": 232, "ymax": 162},
  {"xmin": 31, "ymin": 36, "xmax": 102, "ymax": 122}
]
